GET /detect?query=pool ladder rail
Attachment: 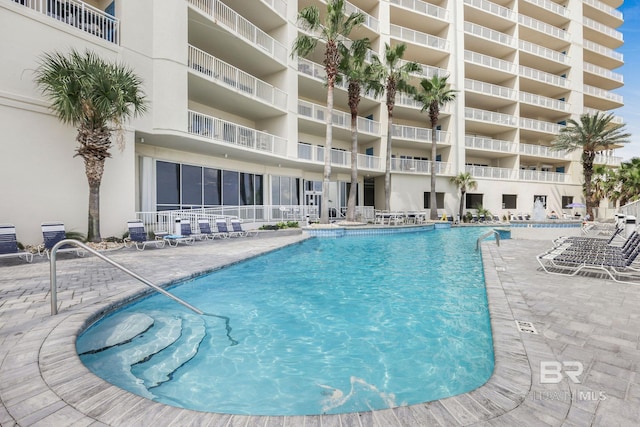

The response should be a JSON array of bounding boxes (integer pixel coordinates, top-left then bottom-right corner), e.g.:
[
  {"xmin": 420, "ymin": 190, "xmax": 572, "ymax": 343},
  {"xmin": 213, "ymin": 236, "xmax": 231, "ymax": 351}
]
[
  {"xmin": 476, "ymin": 230, "xmax": 500, "ymax": 251},
  {"xmin": 49, "ymin": 239, "xmax": 203, "ymax": 316}
]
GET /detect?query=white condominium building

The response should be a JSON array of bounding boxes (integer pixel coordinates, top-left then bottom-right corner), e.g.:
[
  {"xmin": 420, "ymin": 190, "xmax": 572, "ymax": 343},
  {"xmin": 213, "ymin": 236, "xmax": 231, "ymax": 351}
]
[{"xmin": 0, "ymin": 0, "xmax": 624, "ymax": 242}]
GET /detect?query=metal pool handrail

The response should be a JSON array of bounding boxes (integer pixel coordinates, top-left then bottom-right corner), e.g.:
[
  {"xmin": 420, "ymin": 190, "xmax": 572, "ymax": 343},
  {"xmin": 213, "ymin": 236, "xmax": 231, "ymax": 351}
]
[
  {"xmin": 476, "ymin": 229, "xmax": 500, "ymax": 251},
  {"xmin": 49, "ymin": 239, "xmax": 203, "ymax": 316}
]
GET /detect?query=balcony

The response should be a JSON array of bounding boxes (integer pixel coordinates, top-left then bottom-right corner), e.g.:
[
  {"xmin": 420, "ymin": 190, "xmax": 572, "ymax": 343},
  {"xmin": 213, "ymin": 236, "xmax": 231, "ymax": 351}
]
[
  {"xmin": 583, "ymin": 17, "xmax": 623, "ymax": 48},
  {"xmin": 465, "ymin": 79, "xmax": 516, "ymax": 100},
  {"xmin": 594, "ymin": 153, "xmax": 622, "ymax": 167},
  {"xmin": 345, "ymin": 0, "xmax": 379, "ymax": 33},
  {"xmin": 297, "ymin": 143, "xmax": 383, "ymax": 171},
  {"xmin": 583, "ymin": 40, "xmax": 624, "ymax": 69},
  {"xmin": 465, "ymin": 50, "xmax": 517, "ymax": 74},
  {"xmin": 12, "ymin": 0, "xmax": 119, "ymax": 44},
  {"xmin": 521, "ymin": 0, "xmax": 568, "ymax": 18},
  {"xmin": 519, "ymin": 143, "xmax": 570, "ymax": 159},
  {"xmin": 464, "ymin": 0, "xmax": 516, "ymax": 22},
  {"xmin": 519, "ymin": 91, "xmax": 569, "ymax": 112},
  {"xmin": 389, "ymin": 0, "xmax": 449, "ymax": 21},
  {"xmin": 188, "ymin": 110, "xmax": 288, "ymax": 156},
  {"xmin": 390, "ymin": 24, "xmax": 449, "ymax": 52},
  {"xmin": 464, "ymin": 21, "xmax": 516, "ymax": 50},
  {"xmin": 466, "ymin": 165, "xmax": 517, "ymax": 180},
  {"xmin": 518, "ymin": 14, "xmax": 569, "ymax": 48},
  {"xmin": 519, "ymin": 117, "xmax": 562, "ymax": 135},
  {"xmin": 188, "ymin": 46, "xmax": 287, "ymax": 112},
  {"xmin": 583, "ymin": 62, "xmax": 623, "ymax": 88},
  {"xmin": 519, "ymin": 65, "xmax": 569, "ymax": 88},
  {"xmin": 391, "ymin": 158, "xmax": 451, "ymax": 175},
  {"xmin": 392, "ymin": 124, "xmax": 451, "ymax": 146},
  {"xmin": 519, "ymin": 40, "xmax": 568, "ymax": 66},
  {"xmin": 583, "ymin": 0, "xmax": 623, "ymax": 28},
  {"xmin": 465, "ymin": 107, "xmax": 517, "ymax": 127},
  {"xmin": 583, "ymin": 84, "xmax": 624, "ymax": 109},
  {"xmin": 465, "ymin": 136, "xmax": 517, "ymax": 154},
  {"xmin": 297, "ymin": 100, "xmax": 381, "ymax": 136},
  {"xmin": 519, "ymin": 169, "xmax": 567, "ymax": 183},
  {"xmin": 187, "ymin": 0, "xmax": 287, "ymax": 65},
  {"xmin": 297, "ymin": 58, "xmax": 378, "ymax": 102},
  {"xmin": 406, "ymin": 60, "xmax": 448, "ymax": 80}
]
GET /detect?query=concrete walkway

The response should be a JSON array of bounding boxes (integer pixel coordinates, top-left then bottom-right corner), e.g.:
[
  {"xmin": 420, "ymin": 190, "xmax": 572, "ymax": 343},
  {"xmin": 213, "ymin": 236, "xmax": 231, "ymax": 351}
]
[{"xmin": 0, "ymin": 231, "xmax": 638, "ymax": 426}]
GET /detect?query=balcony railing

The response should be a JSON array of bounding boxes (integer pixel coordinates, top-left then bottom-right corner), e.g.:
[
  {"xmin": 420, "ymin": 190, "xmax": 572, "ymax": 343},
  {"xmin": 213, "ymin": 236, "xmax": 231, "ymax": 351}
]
[
  {"xmin": 189, "ymin": 46, "xmax": 287, "ymax": 110},
  {"xmin": 391, "ymin": 158, "xmax": 451, "ymax": 174},
  {"xmin": 521, "ymin": 0, "xmax": 569, "ymax": 17},
  {"xmin": 584, "ymin": 108, "xmax": 624, "ymax": 124},
  {"xmin": 519, "ymin": 92, "xmax": 569, "ymax": 112},
  {"xmin": 583, "ymin": 0, "xmax": 623, "ymax": 21},
  {"xmin": 298, "ymin": 58, "xmax": 378, "ymax": 99},
  {"xmin": 345, "ymin": 0, "xmax": 379, "ymax": 32},
  {"xmin": 298, "ymin": 100, "xmax": 381, "ymax": 135},
  {"xmin": 519, "ymin": 40, "xmax": 568, "ymax": 64},
  {"xmin": 464, "ymin": 22, "xmax": 516, "ymax": 48},
  {"xmin": 465, "ymin": 136, "xmax": 517, "ymax": 153},
  {"xmin": 465, "ymin": 79, "xmax": 516, "ymax": 99},
  {"xmin": 518, "ymin": 14, "xmax": 569, "ymax": 40},
  {"xmin": 519, "ymin": 117, "xmax": 562, "ymax": 134},
  {"xmin": 519, "ymin": 143, "xmax": 569, "ymax": 159},
  {"xmin": 188, "ymin": 111, "xmax": 288, "ymax": 156},
  {"xmin": 583, "ymin": 62, "xmax": 623, "ymax": 83},
  {"xmin": 465, "ymin": 108, "xmax": 517, "ymax": 127},
  {"xmin": 261, "ymin": 0, "xmax": 286, "ymax": 17},
  {"xmin": 406, "ymin": 60, "xmax": 448, "ymax": 79},
  {"xmin": 465, "ymin": 50, "xmax": 517, "ymax": 74},
  {"xmin": 390, "ymin": 24, "xmax": 449, "ymax": 51},
  {"xmin": 584, "ymin": 17, "xmax": 623, "ymax": 42},
  {"xmin": 297, "ymin": 143, "xmax": 383, "ymax": 170},
  {"xmin": 392, "ymin": 124, "xmax": 450, "ymax": 144},
  {"xmin": 519, "ymin": 65, "xmax": 569, "ymax": 87},
  {"xmin": 583, "ymin": 84, "xmax": 623, "ymax": 104},
  {"xmin": 594, "ymin": 153, "xmax": 622, "ymax": 166},
  {"xmin": 584, "ymin": 40, "xmax": 623, "ymax": 63},
  {"xmin": 519, "ymin": 169, "xmax": 567, "ymax": 183},
  {"xmin": 389, "ymin": 0, "xmax": 449, "ymax": 21},
  {"xmin": 464, "ymin": 0, "xmax": 516, "ymax": 21},
  {"xmin": 14, "ymin": 0, "xmax": 119, "ymax": 44},
  {"xmin": 187, "ymin": 0, "xmax": 287, "ymax": 64},
  {"xmin": 466, "ymin": 165, "xmax": 517, "ymax": 180}
]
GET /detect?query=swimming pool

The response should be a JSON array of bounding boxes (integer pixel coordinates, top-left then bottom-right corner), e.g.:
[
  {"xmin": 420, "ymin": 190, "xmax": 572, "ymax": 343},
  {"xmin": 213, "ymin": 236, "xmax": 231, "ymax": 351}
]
[{"xmin": 77, "ymin": 227, "xmax": 495, "ymax": 416}]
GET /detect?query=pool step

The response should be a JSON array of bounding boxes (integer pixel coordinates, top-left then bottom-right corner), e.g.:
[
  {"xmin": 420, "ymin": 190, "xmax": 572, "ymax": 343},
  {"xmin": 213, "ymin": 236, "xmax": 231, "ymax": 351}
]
[
  {"xmin": 131, "ymin": 312, "xmax": 207, "ymax": 388},
  {"xmin": 76, "ymin": 312, "xmax": 155, "ymax": 354}
]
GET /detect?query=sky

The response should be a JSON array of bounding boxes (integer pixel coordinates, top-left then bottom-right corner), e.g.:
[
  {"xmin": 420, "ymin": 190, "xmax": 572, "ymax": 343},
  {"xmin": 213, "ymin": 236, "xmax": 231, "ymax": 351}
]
[{"xmin": 615, "ymin": 1, "xmax": 640, "ymax": 160}]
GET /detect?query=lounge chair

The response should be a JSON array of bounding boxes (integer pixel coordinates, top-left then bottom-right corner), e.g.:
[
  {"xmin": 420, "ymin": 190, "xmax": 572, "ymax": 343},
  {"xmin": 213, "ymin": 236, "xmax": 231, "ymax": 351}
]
[
  {"xmin": 216, "ymin": 219, "xmax": 243, "ymax": 238},
  {"xmin": 0, "ymin": 224, "xmax": 33, "ymax": 262},
  {"xmin": 124, "ymin": 220, "xmax": 166, "ymax": 250},
  {"xmin": 39, "ymin": 222, "xmax": 85, "ymax": 258},
  {"xmin": 231, "ymin": 219, "xmax": 258, "ymax": 237},
  {"xmin": 162, "ymin": 222, "xmax": 196, "ymax": 246},
  {"xmin": 198, "ymin": 219, "xmax": 228, "ymax": 239}
]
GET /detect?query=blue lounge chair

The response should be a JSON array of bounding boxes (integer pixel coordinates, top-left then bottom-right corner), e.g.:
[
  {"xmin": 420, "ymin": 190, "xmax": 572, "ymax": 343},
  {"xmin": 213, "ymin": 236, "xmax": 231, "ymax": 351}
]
[
  {"xmin": 0, "ymin": 224, "xmax": 33, "ymax": 263},
  {"xmin": 198, "ymin": 219, "xmax": 228, "ymax": 239},
  {"xmin": 39, "ymin": 222, "xmax": 85, "ymax": 258},
  {"xmin": 125, "ymin": 220, "xmax": 166, "ymax": 250},
  {"xmin": 231, "ymin": 219, "xmax": 258, "ymax": 237},
  {"xmin": 216, "ymin": 219, "xmax": 242, "ymax": 238},
  {"xmin": 162, "ymin": 222, "xmax": 196, "ymax": 246}
]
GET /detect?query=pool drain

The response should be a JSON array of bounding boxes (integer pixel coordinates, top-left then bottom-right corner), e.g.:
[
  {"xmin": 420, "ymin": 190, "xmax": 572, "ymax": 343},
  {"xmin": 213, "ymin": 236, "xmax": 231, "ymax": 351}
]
[{"xmin": 515, "ymin": 320, "xmax": 538, "ymax": 334}]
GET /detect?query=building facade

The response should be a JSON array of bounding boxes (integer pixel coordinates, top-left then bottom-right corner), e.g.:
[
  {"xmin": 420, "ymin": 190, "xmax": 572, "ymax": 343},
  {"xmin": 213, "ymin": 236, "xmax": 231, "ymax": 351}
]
[{"xmin": 0, "ymin": 0, "xmax": 625, "ymax": 243}]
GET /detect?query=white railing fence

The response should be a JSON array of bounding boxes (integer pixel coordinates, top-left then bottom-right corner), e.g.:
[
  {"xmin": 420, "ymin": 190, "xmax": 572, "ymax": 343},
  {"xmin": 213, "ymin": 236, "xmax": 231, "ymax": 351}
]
[{"xmin": 14, "ymin": 0, "xmax": 119, "ymax": 44}]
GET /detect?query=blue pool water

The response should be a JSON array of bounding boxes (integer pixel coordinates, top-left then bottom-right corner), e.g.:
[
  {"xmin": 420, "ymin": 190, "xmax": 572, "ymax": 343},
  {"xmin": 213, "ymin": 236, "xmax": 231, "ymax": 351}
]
[{"xmin": 77, "ymin": 227, "xmax": 495, "ymax": 416}]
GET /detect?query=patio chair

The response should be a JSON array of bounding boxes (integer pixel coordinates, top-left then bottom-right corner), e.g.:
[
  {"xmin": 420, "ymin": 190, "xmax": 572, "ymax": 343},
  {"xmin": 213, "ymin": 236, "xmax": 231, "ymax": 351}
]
[
  {"xmin": 231, "ymin": 219, "xmax": 258, "ymax": 237},
  {"xmin": 216, "ymin": 219, "xmax": 243, "ymax": 238},
  {"xmin": 0, "ymin": 224, "xmax": 33, "ymax": 263},
  {"xmin": 39, "ymin": 222, "xmax": 85, "ymax": 258},
  {"xmin": 198, "ymin": 219, "xmax": 228, "ymax": 239},
  {"xmin": 162, "ymin": 222, "xmax": 196, "ymax": 247},
  {"xmin": 124, "ymin": 220, "xmax": 166, "ymax": 250}
]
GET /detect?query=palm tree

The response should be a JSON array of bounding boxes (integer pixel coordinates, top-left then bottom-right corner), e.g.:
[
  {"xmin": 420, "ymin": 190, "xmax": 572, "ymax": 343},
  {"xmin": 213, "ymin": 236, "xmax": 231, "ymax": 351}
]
[
  {"xmin": 617, "ymin": 158, "xmax": 640, "ymax": 205},
  {"xmin": 34, "ymin": 50, "xmax": 147, "ymax": 242},
  {"xmin": 338, "ymin": 39, "xmax": 383, "ymax": 222},
  {"xmin": 292, "ymin": 0, "xmax": 365, "ymax": 224},
  {"xmin": 551, "ymin": 112, "xmax": 630, "ymax": 220},
  {"xmin": 450, "ymin": 172, "xmax": 477, "ymax": 222},
  {"xmin": 415, "ymin": 75, "xmax": 457, "ymax": 220},
  {"xmin": 371, "ymin": 43, "xmax": 420, "ymax": 210}
]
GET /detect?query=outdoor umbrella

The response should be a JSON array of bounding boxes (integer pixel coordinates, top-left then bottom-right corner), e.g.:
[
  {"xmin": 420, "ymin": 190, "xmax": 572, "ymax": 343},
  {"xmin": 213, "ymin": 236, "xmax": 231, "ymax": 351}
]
[{"xmin": 565, "ymin": 202, "xmax": 586, "ymax": 208}]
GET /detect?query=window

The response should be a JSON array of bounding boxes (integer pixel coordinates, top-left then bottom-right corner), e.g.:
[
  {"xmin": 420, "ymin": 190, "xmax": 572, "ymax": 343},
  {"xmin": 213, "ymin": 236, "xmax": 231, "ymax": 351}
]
[
  {"xmin": 223, "ymin": 171, "xmax": 240, "ymax": 205},
  {"xmin": 156, "ymin": 161, "xmax": 180, "ymax": 210},
  {"xmin": 466, "ymin": 193, "xmax": 484, "ymax": 209},
  {"xmin": 204, "ymin": 168, "xmax": 221, "ymax": 205},
  {"xmin": 502, "ymin": 194, "xmax": 517, "ymax": 210},
  {"xmin": 182, "ymin": 164, "xmax": 203, "ymax": 207},
  {"xmin": 272, "ymin": 176, "xmax": 300, "ymax": 205},
  {"xmin": 423, "ymin": 192, "xmax": 445, "ymax": 209},
  {"xmin": 562, "ymin": 196, "xmax": 573, "ymax": 209}
]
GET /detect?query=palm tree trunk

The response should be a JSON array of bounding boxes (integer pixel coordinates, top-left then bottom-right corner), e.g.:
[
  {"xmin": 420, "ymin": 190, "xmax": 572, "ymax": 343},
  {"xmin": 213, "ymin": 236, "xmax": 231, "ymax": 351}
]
[
  {"xmin": 583, "ymin": 152, "xmax": 595, "ymax": 221},
  {"xmin": 430, "ymin": 127, "xmax": 438, "ymax": 220},
  {"xmin": 346, "ymin": 112, "xmax": 358, "ymax": 222},
  {"xmin": 459, "ymin": 189, "xmax": 465, "ymax": 222},
  {"xmin": 321, "ymin": 86, "xmax": 334, "ymax": 224},
  {"xmin": 385, "ymin": 110, "xmax": 393, "ymax": 211},
  {"xmin": 85, "ymin": 157, "xmax": 105, "ymax": 242}
]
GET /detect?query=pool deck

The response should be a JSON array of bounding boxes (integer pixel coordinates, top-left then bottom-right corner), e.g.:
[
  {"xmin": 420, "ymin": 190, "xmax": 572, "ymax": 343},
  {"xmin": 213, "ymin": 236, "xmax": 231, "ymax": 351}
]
[{"xmin": 0, "ymin": 230, "xmax": 639, "ymax": 426}]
